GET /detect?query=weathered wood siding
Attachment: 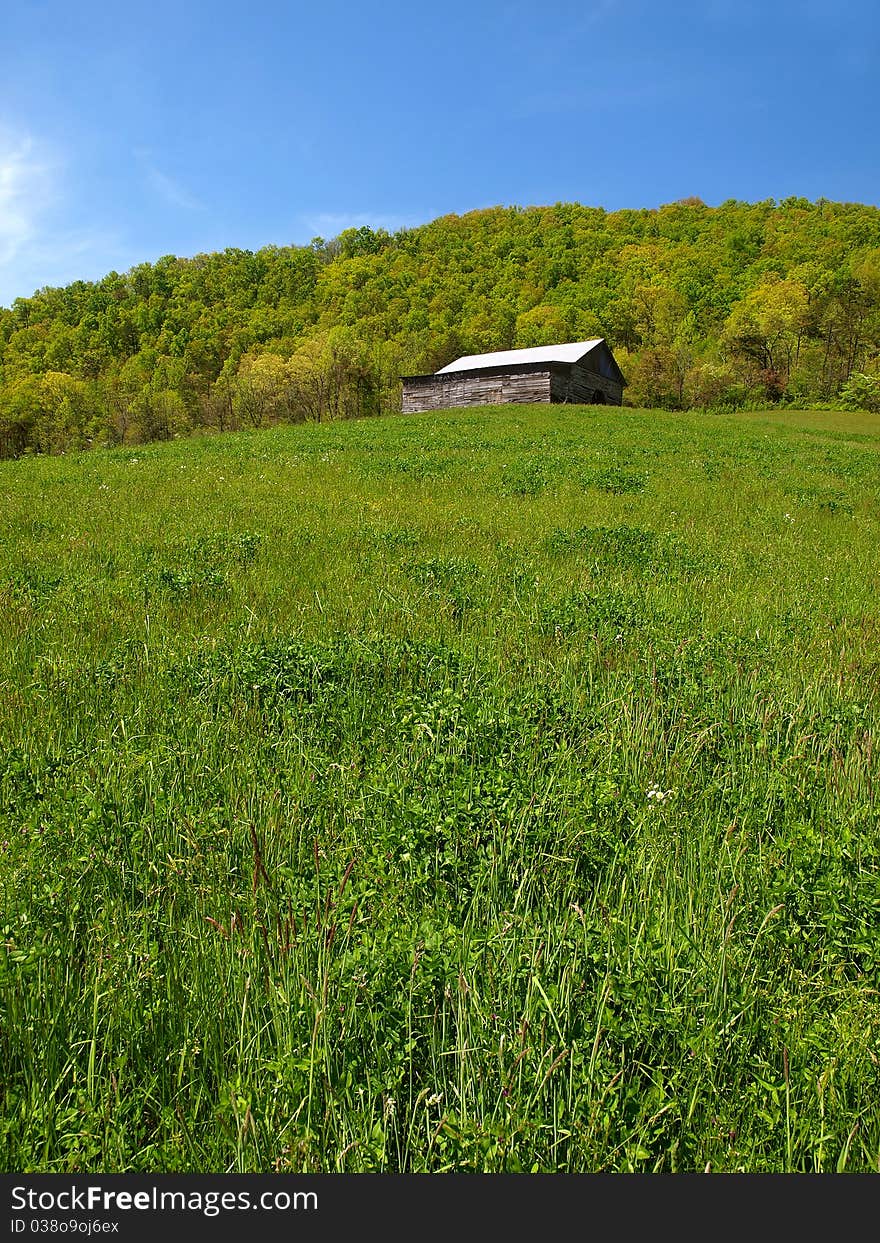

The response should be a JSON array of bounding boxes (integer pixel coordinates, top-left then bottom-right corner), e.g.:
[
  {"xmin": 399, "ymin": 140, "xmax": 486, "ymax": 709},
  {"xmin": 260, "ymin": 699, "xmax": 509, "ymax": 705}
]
[
  {"xmin": 402, "ymin": 369, "xmax": 551, "ymax": 413},
  {"xmin": 549, "ymin": 362, "xmax": 623, "ymax": 405},
  {"xmin": 401, "ymin": 344, "xmax": 625, "ymax": 413}
]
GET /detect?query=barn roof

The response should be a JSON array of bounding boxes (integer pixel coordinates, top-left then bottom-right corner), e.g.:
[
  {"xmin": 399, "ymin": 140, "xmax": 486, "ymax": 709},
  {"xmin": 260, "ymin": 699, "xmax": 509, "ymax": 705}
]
[{"xmin": 436, "ymin": 339, "xmax": 606, "ymax": 374}]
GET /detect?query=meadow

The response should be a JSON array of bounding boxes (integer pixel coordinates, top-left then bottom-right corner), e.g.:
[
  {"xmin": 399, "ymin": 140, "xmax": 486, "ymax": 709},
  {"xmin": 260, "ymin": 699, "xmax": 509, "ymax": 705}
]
[{"xmin": 1, "ymin": 403, "xmax": 879, "ymax": 1172}]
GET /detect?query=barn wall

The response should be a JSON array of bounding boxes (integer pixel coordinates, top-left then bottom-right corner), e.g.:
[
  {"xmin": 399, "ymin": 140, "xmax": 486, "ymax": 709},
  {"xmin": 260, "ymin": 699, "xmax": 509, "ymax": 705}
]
[
  {"xmin": 549, "ymin": 363, "xmax": 623, "ymax": 405},
  {"xmin": 402, "ymin": 369, "xmax": 552, "ymax": 413}
]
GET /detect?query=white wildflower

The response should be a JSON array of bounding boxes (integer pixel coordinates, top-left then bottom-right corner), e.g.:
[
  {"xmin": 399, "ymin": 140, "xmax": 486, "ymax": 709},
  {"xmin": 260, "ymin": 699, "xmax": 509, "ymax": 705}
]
[{"xmin": 646, "ymin": 786, "xmax": 673, "ymax": 803}]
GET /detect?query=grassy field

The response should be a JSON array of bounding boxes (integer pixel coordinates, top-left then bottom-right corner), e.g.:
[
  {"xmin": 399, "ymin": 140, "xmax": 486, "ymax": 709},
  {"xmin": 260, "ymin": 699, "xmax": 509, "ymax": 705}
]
[{"xmin": 1, "ymin": 403, "xmax": 879, "ymax": 1173}]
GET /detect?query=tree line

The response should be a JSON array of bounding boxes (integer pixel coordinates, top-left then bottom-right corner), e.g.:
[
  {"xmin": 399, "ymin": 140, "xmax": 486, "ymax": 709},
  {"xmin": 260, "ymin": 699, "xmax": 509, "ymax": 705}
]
[{"xmin": 1, "ymin": 197, "xmax": 879, "ymax": 457}]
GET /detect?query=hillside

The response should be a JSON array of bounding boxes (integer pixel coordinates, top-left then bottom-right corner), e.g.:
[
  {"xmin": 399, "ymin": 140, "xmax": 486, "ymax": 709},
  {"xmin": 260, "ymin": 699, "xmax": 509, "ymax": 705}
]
[
  {"xmin": 2, "ymin": 403, "xmax": 879, "ymax": 1170},
  {"xmin": 1, "ymin": 198, "xmax": 880, "ymax": 457}
]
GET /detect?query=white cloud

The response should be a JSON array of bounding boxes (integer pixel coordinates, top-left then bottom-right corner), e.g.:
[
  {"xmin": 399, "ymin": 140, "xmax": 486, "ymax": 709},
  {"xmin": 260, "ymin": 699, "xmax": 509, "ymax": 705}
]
[
  {"xmin": 145, "ymin": 164, "xmax": 204, "ymax": 212},
  {"xmin": 0, "ymin": 128, "xmax": 54, "ymax": 267},
  {"xmin": 0, "ymin": 124, "xmax": 137, "ymax": 306},
  {"xmin": 133, "ymin": 147, "xmax": 203, "ymax": 212}
]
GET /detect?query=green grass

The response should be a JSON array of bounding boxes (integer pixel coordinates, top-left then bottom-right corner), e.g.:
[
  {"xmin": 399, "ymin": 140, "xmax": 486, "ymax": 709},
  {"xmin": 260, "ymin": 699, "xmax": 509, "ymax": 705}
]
[{"xmin": 1, "ymin": 403, "xmax": 879, "ymax": 1173}]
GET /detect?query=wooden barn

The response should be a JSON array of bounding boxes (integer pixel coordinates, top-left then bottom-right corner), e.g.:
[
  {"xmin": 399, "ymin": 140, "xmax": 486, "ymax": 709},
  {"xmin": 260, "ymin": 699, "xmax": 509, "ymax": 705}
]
[{"xmin": 401, "ymin": 339, "xmax": 626, "ymax": 413}]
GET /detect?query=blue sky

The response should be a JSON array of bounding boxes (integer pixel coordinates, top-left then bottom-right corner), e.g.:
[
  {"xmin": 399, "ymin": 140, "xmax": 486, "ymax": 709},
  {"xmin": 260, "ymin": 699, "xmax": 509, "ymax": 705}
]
[{"xmin": 0, "ymin": 0, "xmax": 878, "ymax": 306}]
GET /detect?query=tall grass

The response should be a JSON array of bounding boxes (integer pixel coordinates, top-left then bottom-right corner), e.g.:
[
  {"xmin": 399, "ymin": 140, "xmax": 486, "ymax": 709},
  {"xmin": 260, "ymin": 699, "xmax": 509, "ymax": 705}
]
[{"xmin": 1, "ymin": 404, "xmax": 879, "ymax": 1171}]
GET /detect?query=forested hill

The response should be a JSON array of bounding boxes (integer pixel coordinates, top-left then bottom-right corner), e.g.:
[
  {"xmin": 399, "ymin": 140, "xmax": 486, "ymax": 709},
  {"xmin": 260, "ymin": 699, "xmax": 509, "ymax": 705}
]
[{"xmin": 1, "ymin": 197, "xmax": 879, "ymax": 456}]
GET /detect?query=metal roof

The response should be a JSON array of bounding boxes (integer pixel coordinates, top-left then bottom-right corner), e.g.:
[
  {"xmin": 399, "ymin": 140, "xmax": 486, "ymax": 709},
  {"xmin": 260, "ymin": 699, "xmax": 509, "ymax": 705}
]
[{"xmin": 436, "ymin": 339, "xmax": 605, "ymax": 374}]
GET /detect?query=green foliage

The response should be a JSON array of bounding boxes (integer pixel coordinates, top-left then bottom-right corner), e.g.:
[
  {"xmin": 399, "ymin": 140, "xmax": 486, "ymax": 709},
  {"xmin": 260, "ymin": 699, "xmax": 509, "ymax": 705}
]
[
  {"xmin": 590, "ymin": 465, "xmax": 648, "ymax": 494},
  {"xmin": 501, "ymin": 457, "xmax": 554, "ymax": 496},
  {"xmin": 2, "ymin": 199, "xmax": 880, "ymax": 457},
  {"xmin": 840, "ymin": 372, "xmax": 880, "ymax": 413},
  {"xmin": 547, "ymin": 524, "xmax": 691, "ymax": 575}
]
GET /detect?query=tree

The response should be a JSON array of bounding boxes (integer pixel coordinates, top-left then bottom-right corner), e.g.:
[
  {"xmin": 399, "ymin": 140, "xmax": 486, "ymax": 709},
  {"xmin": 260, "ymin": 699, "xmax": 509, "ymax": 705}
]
[
  {"xmin": 722, "ymin": 278, "xmax": 810, "ymax": 397},
  {"xmin": 514, "ymin": 304, "xmax": 568, "ymax": 348},
  {"xmin": 839, "ymin": 372, "xmax": 880, "ymax": 412}
]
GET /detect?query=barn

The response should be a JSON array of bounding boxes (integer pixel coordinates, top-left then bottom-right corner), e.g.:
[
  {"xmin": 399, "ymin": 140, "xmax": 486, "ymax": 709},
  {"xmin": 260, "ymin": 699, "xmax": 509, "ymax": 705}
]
[{"xmin": 401, "ymin": 339, "xmax": 626, "ymax": 413}]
